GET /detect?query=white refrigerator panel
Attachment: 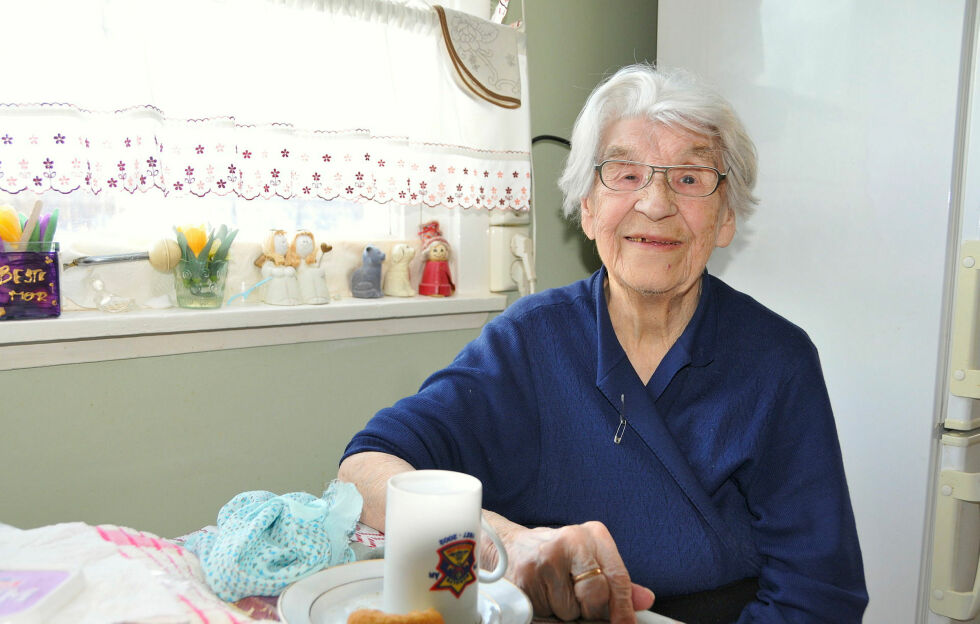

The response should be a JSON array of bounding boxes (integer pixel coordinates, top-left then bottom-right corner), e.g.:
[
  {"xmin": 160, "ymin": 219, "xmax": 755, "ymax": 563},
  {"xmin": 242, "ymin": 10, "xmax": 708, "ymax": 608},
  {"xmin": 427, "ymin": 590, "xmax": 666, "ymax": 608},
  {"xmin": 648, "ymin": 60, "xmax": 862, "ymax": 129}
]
[{"xmin": 658, "ymin": 2, "xmax": 966, "ymax": 622}]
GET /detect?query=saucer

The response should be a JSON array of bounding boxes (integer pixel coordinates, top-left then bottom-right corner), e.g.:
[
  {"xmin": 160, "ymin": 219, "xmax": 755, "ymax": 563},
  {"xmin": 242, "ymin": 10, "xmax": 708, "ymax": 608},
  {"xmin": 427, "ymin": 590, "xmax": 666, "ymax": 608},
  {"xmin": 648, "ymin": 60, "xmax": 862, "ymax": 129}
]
[{"xmin": 277, "ymin": 559, "xmax": 532, "ymax": 624}]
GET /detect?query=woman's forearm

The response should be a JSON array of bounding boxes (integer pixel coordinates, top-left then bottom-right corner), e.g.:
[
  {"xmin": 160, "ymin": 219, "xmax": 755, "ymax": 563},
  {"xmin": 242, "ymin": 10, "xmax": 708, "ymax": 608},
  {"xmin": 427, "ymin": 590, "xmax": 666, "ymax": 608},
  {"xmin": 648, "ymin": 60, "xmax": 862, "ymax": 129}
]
[{"xmin": 337, "ymin": 451, "xmax": 414, "ymax": 531}]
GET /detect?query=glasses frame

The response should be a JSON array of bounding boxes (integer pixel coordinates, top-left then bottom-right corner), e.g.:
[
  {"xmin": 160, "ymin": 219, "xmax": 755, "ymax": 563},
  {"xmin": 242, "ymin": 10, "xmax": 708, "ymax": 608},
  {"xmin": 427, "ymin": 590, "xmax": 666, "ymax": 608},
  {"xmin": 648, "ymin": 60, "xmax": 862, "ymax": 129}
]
[{"xmin": 593, "ymin": 160, "xmax": 728, "ymax": 198}]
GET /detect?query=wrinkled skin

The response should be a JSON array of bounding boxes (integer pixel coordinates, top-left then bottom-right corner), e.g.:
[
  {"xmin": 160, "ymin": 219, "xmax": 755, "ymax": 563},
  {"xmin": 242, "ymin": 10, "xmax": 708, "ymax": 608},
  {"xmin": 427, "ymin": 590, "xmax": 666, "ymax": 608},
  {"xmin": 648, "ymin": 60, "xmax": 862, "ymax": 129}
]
[{"xmin": 483, "ymin": 517, "xmax": 655, "ymax": 622}]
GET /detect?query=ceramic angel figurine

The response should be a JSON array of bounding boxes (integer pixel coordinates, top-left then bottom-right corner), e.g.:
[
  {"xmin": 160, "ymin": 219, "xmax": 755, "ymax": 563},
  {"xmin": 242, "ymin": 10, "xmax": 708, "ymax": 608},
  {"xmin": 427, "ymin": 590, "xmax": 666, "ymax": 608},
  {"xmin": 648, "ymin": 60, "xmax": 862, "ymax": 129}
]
[
  {"xmin": 351, "ymin": 245, "xmax": 386, "ymax": 299},
  {"xmin": 383, "ymin": 243, "xmax": 416, "ymax": 297},
  {"xmin": 418, "ymin": 221, "xmax": 454, "ymax": 297},
  {"xmin": 256, "ymin": 229, "xmax": 300, "ymax": 306},
  {"xmin": 288, "ymin": 230, "xmax": 331, "ymax": 305}
]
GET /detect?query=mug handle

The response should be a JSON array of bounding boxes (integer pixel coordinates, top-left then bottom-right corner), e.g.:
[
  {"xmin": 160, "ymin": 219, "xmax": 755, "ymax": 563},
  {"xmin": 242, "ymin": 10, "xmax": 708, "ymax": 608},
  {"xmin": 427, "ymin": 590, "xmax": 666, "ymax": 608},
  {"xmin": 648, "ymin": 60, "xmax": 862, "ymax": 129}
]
[{"xmin": 478, "ymin": 517, "xmax": 508, "ymax": 583}]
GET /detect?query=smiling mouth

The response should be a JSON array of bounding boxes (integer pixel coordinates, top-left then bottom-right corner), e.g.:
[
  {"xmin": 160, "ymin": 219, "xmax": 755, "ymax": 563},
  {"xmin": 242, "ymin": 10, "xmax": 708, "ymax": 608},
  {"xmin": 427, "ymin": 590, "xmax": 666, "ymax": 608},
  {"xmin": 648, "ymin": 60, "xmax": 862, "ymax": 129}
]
[{"xmin": 625, "ymin": 236, "xmax": 680, "ymax": 246}]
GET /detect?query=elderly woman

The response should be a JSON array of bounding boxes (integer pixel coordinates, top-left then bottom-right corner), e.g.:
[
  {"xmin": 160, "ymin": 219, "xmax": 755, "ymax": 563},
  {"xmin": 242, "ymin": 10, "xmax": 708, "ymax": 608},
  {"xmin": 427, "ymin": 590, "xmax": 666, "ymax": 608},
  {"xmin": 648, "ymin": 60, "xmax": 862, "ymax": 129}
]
[{"xmin": 339, "ymin": 64, "xmax": 868, "ymax": 623}]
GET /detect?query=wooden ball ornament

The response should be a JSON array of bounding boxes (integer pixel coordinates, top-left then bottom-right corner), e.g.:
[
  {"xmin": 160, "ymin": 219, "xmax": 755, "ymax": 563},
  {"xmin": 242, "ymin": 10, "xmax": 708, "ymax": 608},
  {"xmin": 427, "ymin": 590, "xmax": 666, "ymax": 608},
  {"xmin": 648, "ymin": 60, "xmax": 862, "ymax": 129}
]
[{"xmin": 148, "ymin": 239, "xmax": 182, "ymax": 272}]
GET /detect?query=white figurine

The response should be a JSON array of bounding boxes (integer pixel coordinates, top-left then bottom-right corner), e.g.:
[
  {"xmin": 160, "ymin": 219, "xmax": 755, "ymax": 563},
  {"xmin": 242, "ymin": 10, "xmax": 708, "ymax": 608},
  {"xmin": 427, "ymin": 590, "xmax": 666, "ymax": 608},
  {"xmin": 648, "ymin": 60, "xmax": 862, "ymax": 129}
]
[
  {"xmin": 256, "ymin": 229, "xmax": 300, "ymax": 306},
  {"xmin": 289, "ymin": 230, "xmax": 331, "ymax": 305},
  {"xmin": 383, "ymin": 243, "xmax": 416, "ymax": 297}
]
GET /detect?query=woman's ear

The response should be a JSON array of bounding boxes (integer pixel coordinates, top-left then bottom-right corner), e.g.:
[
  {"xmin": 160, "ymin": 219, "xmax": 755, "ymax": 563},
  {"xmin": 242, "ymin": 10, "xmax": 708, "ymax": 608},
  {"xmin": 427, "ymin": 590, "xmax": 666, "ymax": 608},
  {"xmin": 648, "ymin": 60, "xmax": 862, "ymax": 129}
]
[
  {"xmin": 715, "ymin": 206, "xmax": 737, "ymax": 248},
  {"xmin": 580, "ymin": 196, "xmax": 596, "ymax": 241}
]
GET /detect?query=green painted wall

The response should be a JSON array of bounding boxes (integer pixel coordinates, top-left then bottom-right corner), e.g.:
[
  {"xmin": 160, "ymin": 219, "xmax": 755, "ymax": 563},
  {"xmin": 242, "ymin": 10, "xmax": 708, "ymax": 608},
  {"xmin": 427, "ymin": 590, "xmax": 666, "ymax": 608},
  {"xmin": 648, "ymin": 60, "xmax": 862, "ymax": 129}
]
[
  {"xmin": 523, "ymin": 0, "xmax": 659, "ymax": 290},
  {"xmin": 0, "ymin": 1, "xmax": 657, "ymax": 538},
  {"xmin": 1, "ymin": 333, "xmax": 477, "ymax": 535}
]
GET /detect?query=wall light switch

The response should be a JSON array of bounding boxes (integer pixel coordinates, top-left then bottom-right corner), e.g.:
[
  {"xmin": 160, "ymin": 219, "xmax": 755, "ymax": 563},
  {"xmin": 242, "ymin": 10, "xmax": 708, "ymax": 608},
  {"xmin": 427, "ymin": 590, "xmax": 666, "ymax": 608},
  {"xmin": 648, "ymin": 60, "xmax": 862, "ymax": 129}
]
[{"xmin": 489, "ymin": 224, "xmax": 530, "ymax": 291}]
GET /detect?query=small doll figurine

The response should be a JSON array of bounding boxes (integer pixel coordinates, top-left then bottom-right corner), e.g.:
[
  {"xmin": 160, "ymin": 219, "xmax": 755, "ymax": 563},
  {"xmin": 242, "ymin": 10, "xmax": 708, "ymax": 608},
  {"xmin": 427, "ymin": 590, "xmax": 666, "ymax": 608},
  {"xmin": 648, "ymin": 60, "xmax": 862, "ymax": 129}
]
[
  {"xmin": 288, "ymin": 230, "xmax": 331, "ymax": 305},
  {"xmin": 351, "ymin": 245, "xmax": 386, "ymax": 298},
  {"xmin": 382, "ymin": 243, "xmax": 416, "ymax": 297},
  {"xmin": 254, "ymin": 229, "xmax": 291, "ymax": 269},
  {"xmin": 417, "ymin": 221, "xmax": 454, "ymax": 297},
  {"xmin": 256, "ymin": 229, "xmax": 300, "ymax": 305}
]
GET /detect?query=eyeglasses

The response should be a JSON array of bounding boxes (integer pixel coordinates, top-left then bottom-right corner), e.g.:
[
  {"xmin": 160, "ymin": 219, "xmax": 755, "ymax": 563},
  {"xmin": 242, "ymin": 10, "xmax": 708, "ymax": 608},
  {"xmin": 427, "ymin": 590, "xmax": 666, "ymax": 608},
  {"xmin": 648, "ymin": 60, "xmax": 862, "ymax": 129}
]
[{"xmin": 594, "ymin": 160, "xmax": 727, "ymax": 197}]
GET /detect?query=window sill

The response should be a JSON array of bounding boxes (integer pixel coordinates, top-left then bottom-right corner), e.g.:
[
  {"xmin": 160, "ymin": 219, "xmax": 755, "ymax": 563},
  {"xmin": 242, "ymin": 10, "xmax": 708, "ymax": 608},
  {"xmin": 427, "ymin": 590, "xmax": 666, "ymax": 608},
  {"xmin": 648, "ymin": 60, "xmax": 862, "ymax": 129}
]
[{"xmin": 0, "ymin": 293, "xmax": 506, "ymax": 371}]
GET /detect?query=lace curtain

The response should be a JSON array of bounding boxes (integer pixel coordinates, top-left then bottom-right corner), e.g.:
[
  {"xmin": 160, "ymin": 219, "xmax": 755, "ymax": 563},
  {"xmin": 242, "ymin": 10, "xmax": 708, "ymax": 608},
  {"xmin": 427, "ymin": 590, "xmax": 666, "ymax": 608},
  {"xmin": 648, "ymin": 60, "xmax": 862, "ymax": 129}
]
[{"xmin": 0, "ymin": 0, "xmax": 531, "ymax": 212}]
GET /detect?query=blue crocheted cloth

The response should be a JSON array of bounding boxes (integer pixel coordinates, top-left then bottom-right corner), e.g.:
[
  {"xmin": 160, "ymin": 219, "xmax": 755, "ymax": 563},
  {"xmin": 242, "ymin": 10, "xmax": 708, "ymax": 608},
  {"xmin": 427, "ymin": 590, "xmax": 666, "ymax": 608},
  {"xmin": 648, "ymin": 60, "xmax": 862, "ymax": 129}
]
[{"xmin": 184, "ymin": 481, "xmax": 362, "ymax": 601}]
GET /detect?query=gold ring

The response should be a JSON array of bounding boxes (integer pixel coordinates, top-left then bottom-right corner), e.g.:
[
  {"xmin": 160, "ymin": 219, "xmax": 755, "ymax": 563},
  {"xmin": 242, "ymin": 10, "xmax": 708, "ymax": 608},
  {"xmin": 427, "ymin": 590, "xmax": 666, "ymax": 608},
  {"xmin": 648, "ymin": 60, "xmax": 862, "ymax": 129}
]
[{"xmin": 572, "ymin": 567, "xmax": 603, "ymax": 584}]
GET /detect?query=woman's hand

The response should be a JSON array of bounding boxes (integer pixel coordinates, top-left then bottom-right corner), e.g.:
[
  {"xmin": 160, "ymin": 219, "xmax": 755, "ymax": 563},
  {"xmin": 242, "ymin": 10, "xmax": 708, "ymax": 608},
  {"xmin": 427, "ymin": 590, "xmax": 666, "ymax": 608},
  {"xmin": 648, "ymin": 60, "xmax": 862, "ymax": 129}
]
[
  {"xmin": 483, "ymin": 514, "xmax": 655, "ymax": 623},
  {"xmin": 337, "ymin": 455, "xmax": 655, "ymax": 622}
]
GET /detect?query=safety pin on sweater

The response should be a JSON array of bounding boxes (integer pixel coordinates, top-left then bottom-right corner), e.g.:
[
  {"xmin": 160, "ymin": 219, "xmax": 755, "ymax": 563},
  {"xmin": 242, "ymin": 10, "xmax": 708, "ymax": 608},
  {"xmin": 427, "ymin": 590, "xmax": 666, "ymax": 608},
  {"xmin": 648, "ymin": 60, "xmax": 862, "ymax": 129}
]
[{"xmin": 614, "ymin": 393, "xmax": 628, "ymax": 444}]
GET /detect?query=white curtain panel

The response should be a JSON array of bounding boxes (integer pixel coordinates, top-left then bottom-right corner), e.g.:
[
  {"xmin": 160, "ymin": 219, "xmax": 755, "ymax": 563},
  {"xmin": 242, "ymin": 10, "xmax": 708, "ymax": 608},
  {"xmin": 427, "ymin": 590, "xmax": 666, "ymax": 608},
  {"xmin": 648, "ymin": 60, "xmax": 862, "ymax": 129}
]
[{"xmin": 0, "ymin": 0, "xmax": 531, "ymax": 211}]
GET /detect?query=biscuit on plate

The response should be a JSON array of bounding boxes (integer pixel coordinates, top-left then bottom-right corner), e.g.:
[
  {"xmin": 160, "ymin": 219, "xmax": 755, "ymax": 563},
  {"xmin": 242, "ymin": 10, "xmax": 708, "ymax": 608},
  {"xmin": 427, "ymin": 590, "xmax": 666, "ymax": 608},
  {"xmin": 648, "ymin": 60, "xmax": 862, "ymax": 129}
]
[{"xmin": 346, "ymin": 607, "xmax": 445, "ymax": 624}]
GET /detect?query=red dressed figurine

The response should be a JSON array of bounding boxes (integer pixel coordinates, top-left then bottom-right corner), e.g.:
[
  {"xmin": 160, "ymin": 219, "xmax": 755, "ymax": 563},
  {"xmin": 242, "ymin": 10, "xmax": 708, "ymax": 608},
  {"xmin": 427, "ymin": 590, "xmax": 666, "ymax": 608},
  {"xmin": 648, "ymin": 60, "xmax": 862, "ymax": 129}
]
[{"xmin": 417, "ymin": 220, "xmax": 455, "ymax": 297}]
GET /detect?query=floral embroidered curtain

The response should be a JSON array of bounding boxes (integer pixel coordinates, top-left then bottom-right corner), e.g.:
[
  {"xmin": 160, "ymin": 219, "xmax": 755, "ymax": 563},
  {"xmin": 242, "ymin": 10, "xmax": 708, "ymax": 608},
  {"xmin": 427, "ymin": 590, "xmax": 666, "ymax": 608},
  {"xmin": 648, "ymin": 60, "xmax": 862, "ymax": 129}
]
[{"xmin": 0, "ymin": 0, "xmax": 531, "ymax": 212}]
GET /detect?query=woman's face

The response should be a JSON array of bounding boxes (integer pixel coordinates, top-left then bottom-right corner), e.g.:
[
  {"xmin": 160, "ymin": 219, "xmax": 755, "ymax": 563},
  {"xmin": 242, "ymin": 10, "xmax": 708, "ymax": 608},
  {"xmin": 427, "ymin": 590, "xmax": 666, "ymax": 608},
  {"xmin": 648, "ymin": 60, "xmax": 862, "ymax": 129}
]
[{"xmin": 581, "ymin": 117, "xmax": 735, "ymax": 300}]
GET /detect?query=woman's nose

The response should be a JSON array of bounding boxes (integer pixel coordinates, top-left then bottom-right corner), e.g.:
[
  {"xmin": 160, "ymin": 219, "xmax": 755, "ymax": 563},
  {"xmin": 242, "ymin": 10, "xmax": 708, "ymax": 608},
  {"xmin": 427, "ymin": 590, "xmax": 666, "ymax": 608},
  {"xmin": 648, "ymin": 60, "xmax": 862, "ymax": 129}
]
[{"xmin": 632, "ymin": 174, "xmax": 677, "ymax": 219}]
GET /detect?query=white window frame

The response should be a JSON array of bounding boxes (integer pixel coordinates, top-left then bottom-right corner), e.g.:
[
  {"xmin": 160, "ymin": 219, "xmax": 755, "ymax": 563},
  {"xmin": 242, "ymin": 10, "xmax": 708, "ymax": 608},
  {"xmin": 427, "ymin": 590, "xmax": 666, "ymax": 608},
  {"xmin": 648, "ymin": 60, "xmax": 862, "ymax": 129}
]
[{"xmin": 0, "ymin": 295, "xmax": 505, "ymax": 371}]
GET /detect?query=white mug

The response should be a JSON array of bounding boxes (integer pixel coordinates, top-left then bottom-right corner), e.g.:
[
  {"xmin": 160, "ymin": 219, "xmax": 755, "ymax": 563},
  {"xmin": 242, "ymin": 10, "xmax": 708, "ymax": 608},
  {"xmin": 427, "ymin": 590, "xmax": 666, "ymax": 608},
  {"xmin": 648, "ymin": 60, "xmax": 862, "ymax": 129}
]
[{"xmin": 383, "ymin": 470, "xmax": 508, "ymax": 624}]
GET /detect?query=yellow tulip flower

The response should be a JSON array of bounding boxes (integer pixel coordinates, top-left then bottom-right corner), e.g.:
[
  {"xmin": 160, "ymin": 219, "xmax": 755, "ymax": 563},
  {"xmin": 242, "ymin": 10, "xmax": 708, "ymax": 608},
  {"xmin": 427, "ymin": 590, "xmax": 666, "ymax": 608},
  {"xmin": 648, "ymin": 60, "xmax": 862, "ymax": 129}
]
[
  {"xmin": 0, "ymin": 205, "xmax": 22, "ymax": 243},
  {"xmin": 177, "ymin": 224, "xmax": 208, "ymax": 257}
]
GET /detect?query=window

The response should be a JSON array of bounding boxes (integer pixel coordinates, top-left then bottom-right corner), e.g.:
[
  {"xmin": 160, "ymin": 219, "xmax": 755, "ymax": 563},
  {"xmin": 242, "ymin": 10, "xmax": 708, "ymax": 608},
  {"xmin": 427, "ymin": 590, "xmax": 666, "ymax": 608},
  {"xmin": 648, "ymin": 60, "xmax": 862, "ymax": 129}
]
[{"xmin": 0, "ymin": 0, "xmax": 531, "ymax": 366}]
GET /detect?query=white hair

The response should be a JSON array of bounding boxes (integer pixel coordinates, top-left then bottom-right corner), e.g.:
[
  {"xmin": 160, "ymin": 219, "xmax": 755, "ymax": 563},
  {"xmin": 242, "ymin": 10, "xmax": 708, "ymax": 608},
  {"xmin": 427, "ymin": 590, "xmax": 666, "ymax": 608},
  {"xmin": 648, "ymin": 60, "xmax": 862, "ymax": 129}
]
[{"xmin": 558, "ymin": 64, "xmax": 758, "ymax": 221}]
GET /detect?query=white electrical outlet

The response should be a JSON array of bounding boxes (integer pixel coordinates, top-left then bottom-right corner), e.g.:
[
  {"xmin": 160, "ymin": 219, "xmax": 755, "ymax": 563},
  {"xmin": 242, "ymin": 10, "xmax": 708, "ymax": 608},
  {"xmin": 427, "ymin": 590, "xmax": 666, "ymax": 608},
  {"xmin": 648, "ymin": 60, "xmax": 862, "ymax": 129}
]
[{"xmin": 489, "ymin": 224, "xmax": 530, "ymax": 291}]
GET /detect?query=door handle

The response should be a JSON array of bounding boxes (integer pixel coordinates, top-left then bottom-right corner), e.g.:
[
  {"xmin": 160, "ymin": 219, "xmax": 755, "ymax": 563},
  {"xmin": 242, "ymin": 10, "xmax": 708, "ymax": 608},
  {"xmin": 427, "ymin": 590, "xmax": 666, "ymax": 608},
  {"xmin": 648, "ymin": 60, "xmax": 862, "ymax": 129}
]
[{"xmin": 930, "ymin": 469, "xmax": 980, "ymax": 620}]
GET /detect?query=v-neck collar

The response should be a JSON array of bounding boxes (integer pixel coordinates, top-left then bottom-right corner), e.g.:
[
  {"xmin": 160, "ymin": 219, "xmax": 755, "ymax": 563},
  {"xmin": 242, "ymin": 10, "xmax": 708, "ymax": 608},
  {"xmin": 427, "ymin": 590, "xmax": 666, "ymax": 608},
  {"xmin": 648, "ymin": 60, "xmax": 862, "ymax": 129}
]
[
  {"xmin": 590, "ymin": 267, "xmax": 738, "ymax": 562},
  {"xmin": 593, "ymin": 265, "xmax": 715, "ymax": 397}
]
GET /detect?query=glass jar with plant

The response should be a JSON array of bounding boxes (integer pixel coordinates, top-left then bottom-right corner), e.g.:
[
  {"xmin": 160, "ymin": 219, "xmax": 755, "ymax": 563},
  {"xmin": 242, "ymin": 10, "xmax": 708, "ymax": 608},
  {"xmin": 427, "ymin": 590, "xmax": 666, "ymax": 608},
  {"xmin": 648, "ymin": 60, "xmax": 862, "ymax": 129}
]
[{"xmin": 173, "ymin": 224, "xmax": 238, "ymax": 309}]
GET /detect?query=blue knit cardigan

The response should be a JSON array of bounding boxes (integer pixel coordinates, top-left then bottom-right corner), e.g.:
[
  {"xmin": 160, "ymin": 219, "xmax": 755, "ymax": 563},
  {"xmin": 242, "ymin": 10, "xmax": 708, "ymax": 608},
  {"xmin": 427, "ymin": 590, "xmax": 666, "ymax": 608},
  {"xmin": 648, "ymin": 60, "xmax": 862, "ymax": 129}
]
[{"xmin": 344, "ymin": 268, "xmax": 868, "ymax": 622}]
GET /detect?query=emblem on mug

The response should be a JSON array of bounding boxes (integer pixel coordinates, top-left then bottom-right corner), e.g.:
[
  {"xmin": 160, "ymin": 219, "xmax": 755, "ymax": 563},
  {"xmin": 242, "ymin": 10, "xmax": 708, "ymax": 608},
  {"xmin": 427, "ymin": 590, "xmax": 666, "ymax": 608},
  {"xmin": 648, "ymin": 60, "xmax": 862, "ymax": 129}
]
[{"xmin": 430, "ymin": 537, "xmax": 477, "ymax": 598}]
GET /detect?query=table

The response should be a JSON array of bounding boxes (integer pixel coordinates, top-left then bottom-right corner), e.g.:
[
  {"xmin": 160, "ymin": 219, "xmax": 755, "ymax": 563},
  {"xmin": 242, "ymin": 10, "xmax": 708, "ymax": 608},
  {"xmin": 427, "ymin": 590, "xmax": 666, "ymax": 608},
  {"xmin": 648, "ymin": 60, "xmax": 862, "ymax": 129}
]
[{"xmin": 0, "ymin": 521, "xmax": 679, "ymax": 623}]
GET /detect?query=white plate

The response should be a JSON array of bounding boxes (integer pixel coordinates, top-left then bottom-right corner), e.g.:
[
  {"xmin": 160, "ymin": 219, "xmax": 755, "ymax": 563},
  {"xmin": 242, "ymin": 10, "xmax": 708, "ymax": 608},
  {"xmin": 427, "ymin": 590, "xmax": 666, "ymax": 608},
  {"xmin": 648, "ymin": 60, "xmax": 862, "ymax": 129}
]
[{"xmin": 277, "ymin": 559, "xmax": 532, "ymax": 624}]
